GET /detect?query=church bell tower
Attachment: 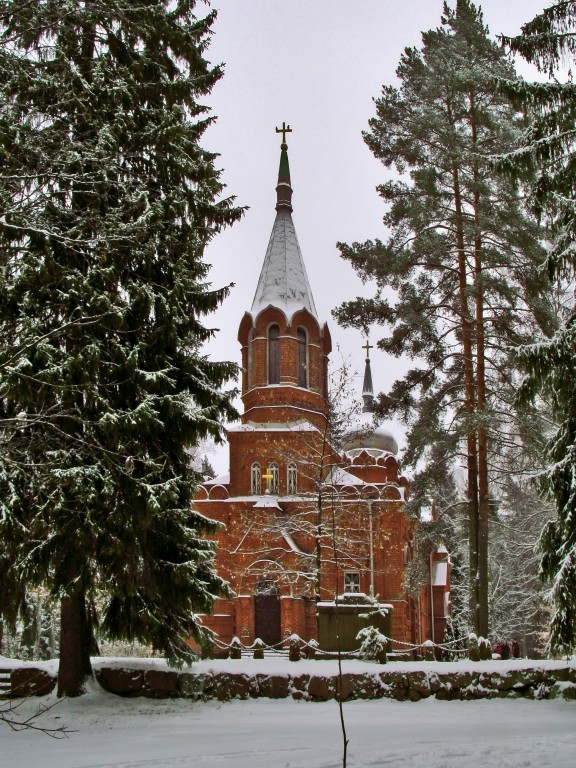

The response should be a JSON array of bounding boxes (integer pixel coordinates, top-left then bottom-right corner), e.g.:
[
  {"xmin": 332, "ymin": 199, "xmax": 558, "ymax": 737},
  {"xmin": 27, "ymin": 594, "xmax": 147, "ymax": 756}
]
[{"xmin": 237, "ymin": 124, "xmax": 332, "ymax": 432}]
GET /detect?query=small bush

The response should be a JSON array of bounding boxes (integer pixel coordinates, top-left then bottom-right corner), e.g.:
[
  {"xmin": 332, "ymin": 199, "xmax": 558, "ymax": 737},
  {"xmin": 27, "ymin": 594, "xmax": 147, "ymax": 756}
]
[{"xmin": 357, "ymin": 626, "xmax": 387, "ymax": 664}]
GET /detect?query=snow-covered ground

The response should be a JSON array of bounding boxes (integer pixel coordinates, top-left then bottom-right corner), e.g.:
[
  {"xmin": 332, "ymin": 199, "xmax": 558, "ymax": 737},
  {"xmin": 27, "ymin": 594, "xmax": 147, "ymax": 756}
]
[{"xmin": 2, "ymin": 657, "xmax": 575, "ymax": 767}]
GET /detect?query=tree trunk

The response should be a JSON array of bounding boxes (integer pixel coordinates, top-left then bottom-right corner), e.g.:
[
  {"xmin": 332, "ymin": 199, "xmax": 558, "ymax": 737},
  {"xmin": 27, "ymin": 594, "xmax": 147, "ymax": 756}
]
[
  {"xmin": 475, "ymin": 246, "xmax": 490, "ymax": 638},
  {"xmin": 58, "ymin": 582, "xmax": 92, "ymax": 697},
  {"xmin": 452, "ymin": 165, "xmax": 480, "ymax": 634},
  {"xmin": 471, "ymin": 95, "xmax": 490, "ymax": 640}
]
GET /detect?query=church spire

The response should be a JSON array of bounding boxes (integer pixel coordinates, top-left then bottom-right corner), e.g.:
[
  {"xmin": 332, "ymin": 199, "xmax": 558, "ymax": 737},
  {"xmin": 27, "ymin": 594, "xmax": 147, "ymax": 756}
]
[
  {"xmin": 250, "ymin": 125, "xmax": 318, "ymax": 321},
  {"xmin": 275, "ymin": 122, "xmax": 293, "ymax": 213},
  {"xmin": 362, "ymin": 340, "xmax": 375, "ymax": 413}
]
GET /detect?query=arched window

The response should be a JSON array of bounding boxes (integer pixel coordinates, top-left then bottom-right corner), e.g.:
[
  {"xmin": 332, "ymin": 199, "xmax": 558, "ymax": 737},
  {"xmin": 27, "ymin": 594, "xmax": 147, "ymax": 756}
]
[
  {"xmin": 297, "ymin": 327, "xmax": 307, "ymax": 388},
  {"xmin": 287, "ymin": 461, "xmax": 297, "ymax": 495},
  {"xmin": 268, "ymin": 461, "xmax": 279, "ymax": 494},
  {"xmin": 251, "ymin": 462, "xmax": 261, "ymax": 495},
  {"xmin": 268, "ymin": 324, "xmax": 280, "ymax": 384},
  {"xmin": 255, "ymin": 577, "xmax": 279, "ymax": 596}
]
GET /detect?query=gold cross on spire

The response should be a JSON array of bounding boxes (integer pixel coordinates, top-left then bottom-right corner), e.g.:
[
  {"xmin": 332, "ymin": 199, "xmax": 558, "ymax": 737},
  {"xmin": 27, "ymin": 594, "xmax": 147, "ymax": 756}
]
[
  {"xmin": 363, "ymin": 340, "xmax": 373, "ymax": 361},
  {"xmin": 276, "ymin": 122, "xmax": 292, "ymax": 144}
]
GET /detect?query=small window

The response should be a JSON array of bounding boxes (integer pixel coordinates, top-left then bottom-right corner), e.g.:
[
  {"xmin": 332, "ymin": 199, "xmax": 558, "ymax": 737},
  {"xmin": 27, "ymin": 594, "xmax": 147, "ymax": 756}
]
[
  {"xmin": 287, "ymin": 462, "xmax": 297, "ymax": 495},
  {"xmin": 344, "ymin": 572, "xmax": 361, "ymax": 594},
  {"xmin": 251, "ymin": 462, "xmax": 261, "ymax": 495},
  {"xmin": 268, "ymin": 324, "xmax": 280, "ymax": 384},
  {"xmin": 297, "ymin": 328, "xmax": 307, "ymax": 388}
]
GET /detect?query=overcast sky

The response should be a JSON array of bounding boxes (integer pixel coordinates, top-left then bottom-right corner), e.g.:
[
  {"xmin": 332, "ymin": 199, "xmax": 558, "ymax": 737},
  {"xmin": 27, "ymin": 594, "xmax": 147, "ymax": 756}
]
[{"xmin": 200, "ymin": 0, "xmax": 547, "ymax": 472}]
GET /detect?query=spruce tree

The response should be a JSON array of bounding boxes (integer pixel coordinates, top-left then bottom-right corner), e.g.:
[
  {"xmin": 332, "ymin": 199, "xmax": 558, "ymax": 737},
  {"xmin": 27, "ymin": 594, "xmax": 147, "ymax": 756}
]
[
  {"xmin": 500, "ymin": 2, "xmax": 576, "ymax": 655},
  {"xmin": 334, "ymin": 0, "xmax": 556, "ymax": 638},
  {"xmin": 0, "ymin": 0, "xmax": 241, "ymax": 696}
]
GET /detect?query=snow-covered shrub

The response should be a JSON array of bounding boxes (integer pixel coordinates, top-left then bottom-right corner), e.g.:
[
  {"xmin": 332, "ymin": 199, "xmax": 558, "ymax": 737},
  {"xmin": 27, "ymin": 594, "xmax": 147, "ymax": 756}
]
[
  {"xmin": 357, "ymin": 626, "xmax": 388, "ymax": 664},
  {"xmin": 441, "ymin": 615, "xmax": 468, "ymax": 661}
]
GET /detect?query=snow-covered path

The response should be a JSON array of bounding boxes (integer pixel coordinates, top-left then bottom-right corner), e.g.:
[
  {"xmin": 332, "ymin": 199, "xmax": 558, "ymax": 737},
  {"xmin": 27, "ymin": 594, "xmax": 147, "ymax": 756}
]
[{"xmin": 3, "ymin": 692, "xmax": 575, "ymax": 768}]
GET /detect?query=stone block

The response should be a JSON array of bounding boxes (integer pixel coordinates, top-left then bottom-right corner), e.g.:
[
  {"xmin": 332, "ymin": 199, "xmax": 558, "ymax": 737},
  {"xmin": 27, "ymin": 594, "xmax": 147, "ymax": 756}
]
[
  {"xmin": 178, "ymin": 672, "xmax": 210, "ymax": 699},
  {"xmin": 143, "ymin": 669, "xmax": 179, "ymax": 698},
  {"xmin": 11, "ymin": 668, "xmax": 56, "ymax": 697},
  {"xmin": 290, "ymin": 673, "xmax": 310, "ymax": 699},
  {"xmin": 255, "ymin": 674, "xmax": 290, "ymax": 699},
  {"xmin": 427, "ymin": 671, "xmax": 441, "ymax": 693},
  {"xmin": 406, "ymin": 670, "xmax": 431, "ymax": 697},
  {"xmin": 561, "ymin": 683, "xmax": 576, "ymax": 701},
  {"xmin": 335, "ymin": 673, "xmax": 362, "ymax": 701},
  {"xmin": 96, "ymin": 667, "xmax": 144, "ymax": 696},
  {"xmin": 209, "ymin": 673, "xmax": 255, "ymax": 701},
  {"xmin": 438, "ymin": 671, "xmax": 475, "ymax": 690},
  {"xmin": 308, "ymin": 675, "xmax": 336, "ymax": 701},
  {"xmin": 349, "ymin": 673, "xmax": 383, "ymax": 700},
  {"xmin": 378, "ymin": 669, "xmax": 407, "ymax": 699}
]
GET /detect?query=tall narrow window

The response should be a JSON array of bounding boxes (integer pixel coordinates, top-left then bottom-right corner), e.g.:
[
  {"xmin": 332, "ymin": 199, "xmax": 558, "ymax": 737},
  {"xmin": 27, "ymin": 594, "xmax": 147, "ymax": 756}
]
[
  {"xmin": 268, "ymin": 324, "xmax": 280, "ymax": 384},
  {"xmin": 251, "ymin": 462, "xmax": 261, "ymax": 495},
  {"xmin": 268, "ymin": 461, "xmax": 279, "ymax": 494},
  {"xmin": 297, "ymin": 327, "xmax": 307, "ymax": 388},
  {"xmin": 247, "ymin": 328, "xmax": 254, "ymax": 390},
  {"xmin": 287, "ymin": 461, "xmax": 297, "ymax": 495}
]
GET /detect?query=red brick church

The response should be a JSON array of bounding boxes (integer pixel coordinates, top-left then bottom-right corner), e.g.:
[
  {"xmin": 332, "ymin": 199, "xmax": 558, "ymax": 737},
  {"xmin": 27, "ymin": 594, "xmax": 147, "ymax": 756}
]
[{"xmin": 194, "ymin": 129, "xmax": 450, "ymax": 651}]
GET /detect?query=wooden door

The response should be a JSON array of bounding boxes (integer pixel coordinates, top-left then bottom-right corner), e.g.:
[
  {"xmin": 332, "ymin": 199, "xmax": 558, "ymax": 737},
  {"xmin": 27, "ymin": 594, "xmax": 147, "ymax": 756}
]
[{"xmin": 254, "ymin": 593, "xmax": 281, "ymax": 647}]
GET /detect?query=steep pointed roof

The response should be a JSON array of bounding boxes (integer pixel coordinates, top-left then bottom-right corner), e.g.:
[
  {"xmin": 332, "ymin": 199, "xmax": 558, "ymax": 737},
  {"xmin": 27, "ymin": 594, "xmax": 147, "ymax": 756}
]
[
  {"xmin": 251, "ymin": 135, "xmax": 318, "ymax": 321},
  {"xmin": 362, "ymin": 341, "xmax": 375, "ymax": 414},
  {"xmin": 340, "ymin": 340, "xmax": 399, "ymax": 456}
]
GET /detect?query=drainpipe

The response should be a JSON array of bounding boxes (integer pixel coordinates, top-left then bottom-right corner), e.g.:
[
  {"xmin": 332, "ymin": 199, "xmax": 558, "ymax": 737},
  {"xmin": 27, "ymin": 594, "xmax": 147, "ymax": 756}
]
[
  {"xmin": 368, "ymin": 499, "xmax": 374, "ymax": 598},
  {"xmin": 430, "ymin": 550, "xmax": 435, "ymax": 644}
]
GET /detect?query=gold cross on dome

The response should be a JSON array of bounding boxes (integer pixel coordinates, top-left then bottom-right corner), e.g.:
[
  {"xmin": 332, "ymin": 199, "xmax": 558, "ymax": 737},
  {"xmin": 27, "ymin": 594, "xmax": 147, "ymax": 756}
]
[
  {"xmin": 363, "ymin": 340, "xmax": 373, "ymax": 360},
  {"xmin": 275, "ymin": 122, "xmax": 292, "ymax": 143}
]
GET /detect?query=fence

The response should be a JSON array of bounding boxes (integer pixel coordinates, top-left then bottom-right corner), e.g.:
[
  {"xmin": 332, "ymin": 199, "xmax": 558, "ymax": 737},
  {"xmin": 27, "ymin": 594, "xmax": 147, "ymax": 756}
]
[{"xmin": 208, "ymin": 632, "xmax": 488, "ymax": 662}]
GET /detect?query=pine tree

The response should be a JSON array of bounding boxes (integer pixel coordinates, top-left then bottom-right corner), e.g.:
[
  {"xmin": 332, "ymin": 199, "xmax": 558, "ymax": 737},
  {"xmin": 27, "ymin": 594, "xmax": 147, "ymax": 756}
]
[
  {"xmin": 500, "ymin": 1, "xmax": 576, "ymax": 655},
  {"xmin": 334, "ymin": 0, "xmax": 556, "ymax": 638},
  {"xmin": 0, "ymin": 0, "xmax": 241, "ymax": 696}
]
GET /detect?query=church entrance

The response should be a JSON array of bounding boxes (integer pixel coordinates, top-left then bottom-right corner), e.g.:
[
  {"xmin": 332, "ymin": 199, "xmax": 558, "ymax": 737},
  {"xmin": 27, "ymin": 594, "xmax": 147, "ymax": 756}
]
[{"xmin": 254, "ymin": 579, "xmax": 281, "ymax": 646}]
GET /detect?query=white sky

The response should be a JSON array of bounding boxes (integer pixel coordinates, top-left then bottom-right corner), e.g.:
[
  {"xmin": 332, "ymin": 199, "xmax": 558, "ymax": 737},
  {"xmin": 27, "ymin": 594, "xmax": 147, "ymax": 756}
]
[{"xmin": 200, "ymin": 0, "xmax": 547, "ymax": 472}]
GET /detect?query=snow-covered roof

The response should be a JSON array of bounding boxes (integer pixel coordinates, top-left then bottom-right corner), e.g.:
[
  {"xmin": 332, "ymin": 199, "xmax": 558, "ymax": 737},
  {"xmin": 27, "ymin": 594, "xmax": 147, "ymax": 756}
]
[
  {"xmin": 341, "ymin": 411, "xmax": 398, "ymax": 456},
  {"xmin": 252, "ymin": 496, "xmax": 283, "ymax": 510},
  {"xmin": 203, "ymin": 473, "xmax": 230, "ymax": 486},
  {"xmin": 250, "ymin": 141, "xmax": 318, "ymax": 323},
  {"xmin": 325, "ymin": 467, "xmax": 364, "ymax": 486},
  {"xmin": 251, "ymin": 210, "xmax": 318, "ymax": 322}
]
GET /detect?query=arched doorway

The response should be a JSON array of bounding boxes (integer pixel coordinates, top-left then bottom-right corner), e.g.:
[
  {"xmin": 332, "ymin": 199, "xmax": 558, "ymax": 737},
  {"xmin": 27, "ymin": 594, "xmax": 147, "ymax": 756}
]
[{"xmin": 254, "ymin": 578, "xmax": 281, "ymax": 646}]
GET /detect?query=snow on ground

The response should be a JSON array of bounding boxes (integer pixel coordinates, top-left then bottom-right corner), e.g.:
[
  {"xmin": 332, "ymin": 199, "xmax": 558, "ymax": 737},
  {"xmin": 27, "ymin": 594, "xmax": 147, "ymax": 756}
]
[{"xmin": 1, "ymin": 656, "xmax": 575, "ymax": 768}]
